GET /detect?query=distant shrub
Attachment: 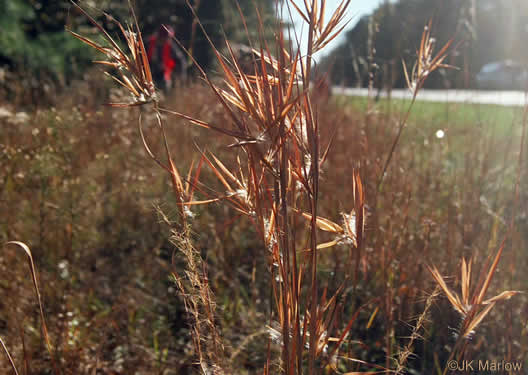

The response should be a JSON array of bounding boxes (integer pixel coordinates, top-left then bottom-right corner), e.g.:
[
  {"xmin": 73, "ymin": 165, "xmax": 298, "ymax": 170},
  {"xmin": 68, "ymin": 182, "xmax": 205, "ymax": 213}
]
[{"xmin": 0, "ymin": 1, "xmax": 94, "ymax": 80}]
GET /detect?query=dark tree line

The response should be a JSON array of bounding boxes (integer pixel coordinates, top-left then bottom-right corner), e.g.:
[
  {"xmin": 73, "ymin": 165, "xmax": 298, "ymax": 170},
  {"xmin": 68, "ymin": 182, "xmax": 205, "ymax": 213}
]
[
  {"xmin": 0, "ymin": 0, "xmax": 277, "ymax": 84},
  {"xmin": 320, "ymin": 0, "xmax": 528, "ymax": 89}
]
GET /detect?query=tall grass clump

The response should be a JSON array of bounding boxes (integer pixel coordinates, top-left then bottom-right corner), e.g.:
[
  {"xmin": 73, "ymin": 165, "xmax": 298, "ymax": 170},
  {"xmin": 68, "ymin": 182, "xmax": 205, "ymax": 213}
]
[
  {"xmin": 70, "ymin": 0, "xmax": 364, "ymax": 371},
  {"xmin": 68, "ymin": 1, "xmax": 343, "ymax": 372}
]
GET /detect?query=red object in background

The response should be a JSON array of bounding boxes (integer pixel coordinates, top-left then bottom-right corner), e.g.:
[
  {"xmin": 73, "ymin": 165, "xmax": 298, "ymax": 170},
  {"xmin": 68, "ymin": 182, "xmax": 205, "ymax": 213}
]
[
  {"xmin": 147, "ymin": 26, "xmax": 186, "ymax": 90},
  {"xmin": 161, "ymin": 42, "xmax": 176, "ymax": 82}
]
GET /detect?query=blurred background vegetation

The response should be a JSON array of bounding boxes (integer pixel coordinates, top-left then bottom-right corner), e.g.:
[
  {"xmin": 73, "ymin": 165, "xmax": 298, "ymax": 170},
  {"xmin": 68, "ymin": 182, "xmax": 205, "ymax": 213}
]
[
  {"xmin": 0, "ymin": 0, "xmax": 528, "ymax": 102},
  {"xmin": 0, "ymin": 0, "xmax": 277, "ymax": 105},
  {"xmin": 320, "ymin": 0, "xmax": 528, "ymax": 88},
  {"xmin": 3, "ymin": 0, "xmax": 528, "ymax": 105}
]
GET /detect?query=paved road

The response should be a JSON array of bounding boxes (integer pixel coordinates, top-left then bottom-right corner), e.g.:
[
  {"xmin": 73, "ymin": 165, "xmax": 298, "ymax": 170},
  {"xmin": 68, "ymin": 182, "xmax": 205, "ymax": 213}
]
[{"xmin": 333, "ymin": 87, "xmax": 528, "ymax": 107}]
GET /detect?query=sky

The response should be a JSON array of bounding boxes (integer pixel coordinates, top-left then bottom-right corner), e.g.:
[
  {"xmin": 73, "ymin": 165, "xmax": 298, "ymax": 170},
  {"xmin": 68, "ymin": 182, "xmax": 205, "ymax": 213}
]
[{"xmin": 285, "ymin": 0, "xmax": 384, "ymax": 57}]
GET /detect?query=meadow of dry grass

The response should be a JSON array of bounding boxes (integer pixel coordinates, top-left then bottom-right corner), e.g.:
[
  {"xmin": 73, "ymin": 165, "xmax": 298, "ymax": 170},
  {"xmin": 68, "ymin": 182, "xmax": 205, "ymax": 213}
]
[{"xmin": 1, "ymin": 1, "xmax": 527, "ymax": 374}]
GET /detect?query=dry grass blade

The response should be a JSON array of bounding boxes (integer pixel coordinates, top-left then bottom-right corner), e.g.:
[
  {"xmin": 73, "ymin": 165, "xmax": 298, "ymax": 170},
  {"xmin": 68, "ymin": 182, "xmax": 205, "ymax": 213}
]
[
  {"xmin": 461, "ymin": 258, "xmax": 470, "ymax": 305},
  {"xmin": 475, "ymin": 240, "xmax": 505, "ymax": 305},
  {"xmin": 0, "ymin": 336, "xmax": 20, "ymax": 375},
  {"xmin": 168, "ymin": 156, "xmax": 185, "ymax": 201},
  {"xmin": 294, "ymin": 209, "xmax": 343, "ymax": 233},
  {"xmin": 184, "ymin": 150, "xmax": 259, "ymax": 216},
  {"xmin": 326, "ymin": 307, "xmax": 361, "ymax": 361},
  {"xmin": 318, "ymin": 123, "xmax": 336, "ymax": 168},
  {"xmin": 185, "ymin": 156, "xmax": 205, "ymax": 202},
  {"xmin": 289, "ymin": 0, "xmax": 352, "ymax": 53},
  {"xmin": 315, "ymin": 240, "xmax": 339, "ymax": 250},
  {"xmin": 483, "ymin": 290, "xmax": 520, "ymax": 304},
  {"xmin": 138, "ymin": 113, "xmax": 173, "ymax": 172},
  {"xmin": 352, "ymin": 171, "xmax": 365, "ymax": 249},
  {"xmin": 340, "ymin": 356, "xmax": 391, "ymax": 374},
  {"xmin": 4, "ymin": 241, "xmax": 59, "ymax": 375},
  {"xmin": 202, "ymin": 153, "xmax": 234, "ymax": 193},
  {"xmin": 366, "ymin": 306, "xmax": 379, "ymax": 329},
  {"xmin": 462, "ymin": 302, "xmax": 495, "ymax": 339},
  {"xmin": 402, "ymin": 59, "xmax": 412, "ymax": 94},
  {"xmin": 313, "ymin": 0, "xmax": 352, "ymax": 52},
  {"xmin": 219, "ymin": 43, "xmax": 262, "ymax": 124},
  {"xmin": 216, "ymin": 42, "xmax": 303, "ymax": 136},
  {"xmin": 210, "ymin": 153, "xmax": 245, "ymax": 190},
  {"xmin": 289, "ymin": 1, "xmax": 310, "ymax": 24},
  {"xmin": 159, "ymin": 108, "xmax": 252, "ymax": 140},
  {"xmin": 427, "ymin": 265, "xmax": 466, "ymax": 315}
]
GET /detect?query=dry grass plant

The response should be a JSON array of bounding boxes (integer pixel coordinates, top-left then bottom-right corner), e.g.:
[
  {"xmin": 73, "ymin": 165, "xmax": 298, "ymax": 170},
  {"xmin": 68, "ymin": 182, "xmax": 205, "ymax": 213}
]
[
  {"xmin": 69, "ymin": 0, "xmax": 369, "ymax": 372},
  {"xmin": 377, "ymin": 20, "xmax": 453, "ymax": 193}
]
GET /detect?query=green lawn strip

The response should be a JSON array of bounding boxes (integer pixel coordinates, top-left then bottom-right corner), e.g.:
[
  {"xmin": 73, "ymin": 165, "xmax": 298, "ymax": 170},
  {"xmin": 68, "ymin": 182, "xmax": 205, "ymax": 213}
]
[
  {"xmin": 335, "ymin": 94, "xmax": 522, "ymax": 179},
  {"xmin": 338, "ymin": 95, "xmax": 524, "ymax": 133}
]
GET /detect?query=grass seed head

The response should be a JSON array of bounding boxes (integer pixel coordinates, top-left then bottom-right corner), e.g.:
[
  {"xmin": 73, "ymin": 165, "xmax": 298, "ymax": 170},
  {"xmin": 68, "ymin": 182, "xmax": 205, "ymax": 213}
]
[
  {"xmin": 68, "ymin": 1, "xmax": 157, "ymax": 106},
  {"xmin": 429, "ymin": 249, "xmax": 520, "ymax": 339}
]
